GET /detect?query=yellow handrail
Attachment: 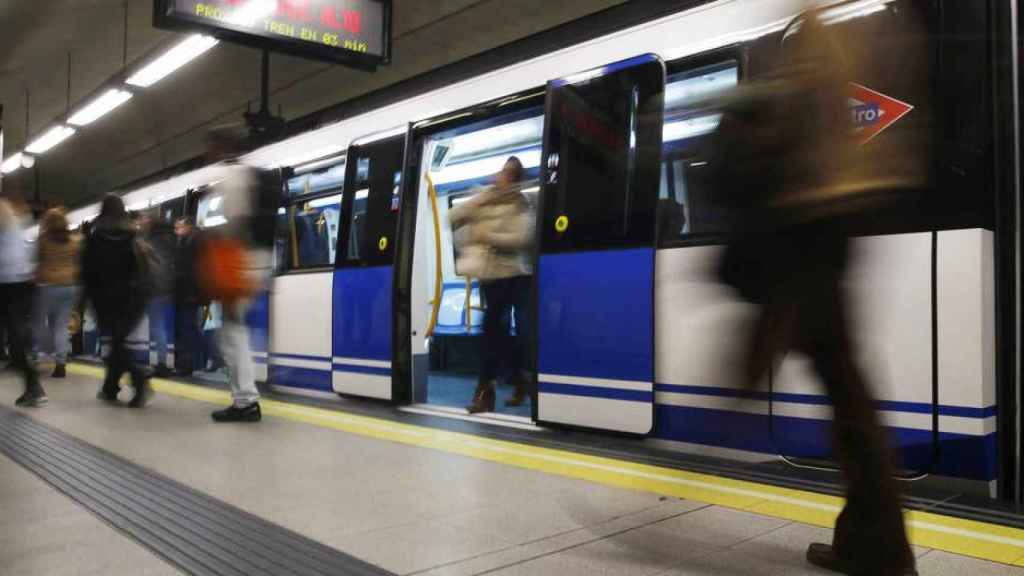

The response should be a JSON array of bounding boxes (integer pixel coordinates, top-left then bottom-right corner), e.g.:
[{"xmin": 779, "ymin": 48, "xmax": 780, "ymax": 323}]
[{"xmin": 425, "ymin": 175, "xmax": 444, "ymax": 338}]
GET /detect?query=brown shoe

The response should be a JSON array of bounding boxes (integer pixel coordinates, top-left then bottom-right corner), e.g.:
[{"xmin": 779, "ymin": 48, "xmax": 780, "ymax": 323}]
[
  {"xmin": 806, "ymin": 543, "xmax": 917, "ymax": 576},
  {"xmin": 467, "ymin": 382, "xmax": 495, "ymax": 414},
  {"xmin": 505, "ymin": 372, "xmax": 531, "ymax": 407}
]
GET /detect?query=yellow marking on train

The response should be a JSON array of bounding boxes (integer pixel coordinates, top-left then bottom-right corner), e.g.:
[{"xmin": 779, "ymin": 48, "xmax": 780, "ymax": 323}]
[{"xmin": 66, "ymin": 362, "xmax": 1024, "ymax": 566}]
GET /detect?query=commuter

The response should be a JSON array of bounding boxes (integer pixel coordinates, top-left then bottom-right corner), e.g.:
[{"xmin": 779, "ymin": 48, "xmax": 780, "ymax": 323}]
[
  {"xmin": 173, "ymin": 217, "xmax": 201, "ymax": 376},
  {"xmin": 711, "ymin": 10, "xmax": 921, "ymax": 576},
  {"xmin": 81, "ymin": 194, "xmax": 153, "ymax": 407},
  {"xmin": 140, "ymin": 211, "xmax": 175, "ymax": 377},
  {"xmin": 0, "ymin": 197, "xmax": 45, "ymax": 406},
  {"xmin": 33, "ymin": 207, "xmax": 81, "ymax": 378},
  {"xmin": 201, "ymin": 126, "xmax": 278, "ymax": 423},
  {"xmin": 449, "ymin": 156, "xmax": 535, "ymax": 413}
]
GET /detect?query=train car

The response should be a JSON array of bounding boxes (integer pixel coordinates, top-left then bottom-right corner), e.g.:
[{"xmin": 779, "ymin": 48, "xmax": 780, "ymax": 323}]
[{"xmin": 66, "ymin": 0, "xmax": 1019, "ymax": 501}]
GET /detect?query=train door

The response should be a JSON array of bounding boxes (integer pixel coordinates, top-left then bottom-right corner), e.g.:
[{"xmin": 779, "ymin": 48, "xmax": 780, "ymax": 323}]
[
  {"xmin": 403, "ymin": 99, "xmax": 544, "ymax": 418},
  {"xmin": 332, "ymin": 133, "xmax": 406, "ymax": 399},
  {"xmin": 269, "ymin": 157, "xmax": 345, "ymax": 391},
  {"xmin": 535, "ymin": 55, "xmax": 666, "ymax": 433}
]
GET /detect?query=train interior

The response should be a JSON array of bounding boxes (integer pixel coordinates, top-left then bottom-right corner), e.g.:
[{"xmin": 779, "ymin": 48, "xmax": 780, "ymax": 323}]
[{"xmin": 409, "ymin": 109, "xmax": 544, "ymax": 419}]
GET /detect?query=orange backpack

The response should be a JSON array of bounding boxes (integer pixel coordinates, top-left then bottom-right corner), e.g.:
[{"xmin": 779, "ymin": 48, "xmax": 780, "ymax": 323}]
[{"xmin": 197, "ymin": 236, "xmax": 256, "ymax": 303}]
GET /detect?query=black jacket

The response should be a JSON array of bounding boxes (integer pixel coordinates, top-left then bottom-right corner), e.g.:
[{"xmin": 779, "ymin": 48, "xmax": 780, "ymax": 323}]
[
  {"xmin": 174, "ymin": 230, "xmax": 201, "ymax": 304},
  {"xmin": 81, "ymin": 221, "xmax": 147, "ymax": 325}
]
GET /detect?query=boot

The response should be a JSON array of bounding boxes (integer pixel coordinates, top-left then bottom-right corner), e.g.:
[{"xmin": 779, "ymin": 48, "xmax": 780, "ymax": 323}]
[
  {"xmin": 505, "ymin": 371, "xmax": 530, "ymax": 407},
  {"xmin": 806, "ymin": 543, "xmax": 918, "ymax": 576},
  {"xmin": 51, "ymin": 363, "xmax": 66, "ymax": 378},
  {"xmin": 129, "ymin": 377, "xmax": 153, "ymax": 408},
  {"xmin": 467, "ymin": 381, "xmax": 496, "ymax": 414}
]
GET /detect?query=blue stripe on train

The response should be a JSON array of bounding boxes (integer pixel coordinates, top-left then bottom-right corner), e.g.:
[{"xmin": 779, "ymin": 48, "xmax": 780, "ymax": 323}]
[
  {"xmin": 332, "ymin": 364, "xmax": 391, "ymax": 376},
  {"xmin": 333, "ymin": 267, "xmax": 392, "ymax": 364},
  {"xmin": 654, "ymin": 384, "xmax": 996, "ymax": 419},
  {"xmin": 653, "ymin": 404, "xmax": 998, "ymax": 481},
  {"xmin": 539, "ymin": 382, "xmax": 653, "ymax": 403},
  {"xmin": 269, "ymin": 365, "xmax": 333, "ymax": 392},
  {"xmin": 537, "ymin": 249, "xmax": 654, "ymax": 383}
]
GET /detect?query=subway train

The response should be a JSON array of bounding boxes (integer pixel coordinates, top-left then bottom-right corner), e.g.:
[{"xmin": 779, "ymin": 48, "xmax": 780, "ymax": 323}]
[{"xmin": 66, "ymin": 0, "xmax": 1019, "ymax": 500}]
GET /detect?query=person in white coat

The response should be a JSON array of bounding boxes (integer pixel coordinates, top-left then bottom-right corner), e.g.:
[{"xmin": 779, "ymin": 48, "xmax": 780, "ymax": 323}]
[{"xmin": 449, "ymin": 157, "xmax": 536, "ymax": 413}]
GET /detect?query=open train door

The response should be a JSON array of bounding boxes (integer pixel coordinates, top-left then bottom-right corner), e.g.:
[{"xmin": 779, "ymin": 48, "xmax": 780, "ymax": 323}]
[
  {"xmin": 535, "ymin": 55, "xmax": 665, "ymax": 433},
  {"xmin": 332, "ymin": 131, "xmax": 407, "ymax": 399}
]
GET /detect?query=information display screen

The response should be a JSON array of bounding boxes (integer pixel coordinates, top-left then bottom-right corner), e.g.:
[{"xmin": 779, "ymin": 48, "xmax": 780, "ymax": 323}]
[{"xmin": 155, "ymin": 0, "xmax": 390, "ymax": 69}]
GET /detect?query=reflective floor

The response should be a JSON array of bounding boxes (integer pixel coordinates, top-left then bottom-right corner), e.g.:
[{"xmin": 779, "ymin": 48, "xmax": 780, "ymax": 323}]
[{"xmin": 1, "ymin": 365, "xmax": 1022, "ymax": 576}]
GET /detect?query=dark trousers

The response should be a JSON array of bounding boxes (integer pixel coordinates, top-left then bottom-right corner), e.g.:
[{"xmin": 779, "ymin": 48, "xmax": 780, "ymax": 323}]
[
  {"xmin": 100, "ymin": 313, "xmax": 147, "ymax": 393},
  {"xmin": 479, "ymin": 276, "xmax": 531, "ymax": 384},
  {"xmin": 742, "ymin": 235, "xmax": 913, "ymax": 575},
  {"xmin": 174, "ymin": 302, "xmax": 199, "ymax": 373},
  {"xmin": 0, "ymin": 282, "xmax": 40, "ymax": 393}
]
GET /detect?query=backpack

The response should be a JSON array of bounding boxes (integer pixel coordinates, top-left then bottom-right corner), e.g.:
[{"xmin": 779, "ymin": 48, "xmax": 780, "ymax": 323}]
[{"xmin": 131, "ymin": 235, "xmax": 159, "ymax": 305}]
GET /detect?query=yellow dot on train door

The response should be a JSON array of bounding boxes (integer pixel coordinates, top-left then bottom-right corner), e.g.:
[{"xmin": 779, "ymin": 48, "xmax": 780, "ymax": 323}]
[
  {"xmin": 555, "ymin": 215, "xmax": 569, "ymax": 233},
  {"xmin": 379, "ymin": 236, "xmax": 389, "ymax": 251}
]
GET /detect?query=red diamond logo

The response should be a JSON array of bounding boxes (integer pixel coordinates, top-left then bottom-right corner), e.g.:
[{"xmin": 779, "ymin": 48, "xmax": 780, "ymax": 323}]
[{"xmin": 847, "ymin": 82, "xmax": 914, "ymax": 145}]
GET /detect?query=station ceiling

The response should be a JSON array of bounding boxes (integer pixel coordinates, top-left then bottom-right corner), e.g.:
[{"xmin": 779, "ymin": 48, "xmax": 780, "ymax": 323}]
[{"xmin": 0, "ymin": 0, "xmax": 625, "ymax": 208}]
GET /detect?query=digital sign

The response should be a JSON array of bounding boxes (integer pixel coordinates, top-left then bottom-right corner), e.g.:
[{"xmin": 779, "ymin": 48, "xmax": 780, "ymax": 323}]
[{"xmin": 155, "ymin": 0, "xmax": 391, "ymax": 70}]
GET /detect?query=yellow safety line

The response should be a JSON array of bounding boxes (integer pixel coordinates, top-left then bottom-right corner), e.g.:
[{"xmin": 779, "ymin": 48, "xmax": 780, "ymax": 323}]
[{"xmin": 67, "ymin": 363, "xmax": 1024, "ymax": 566}]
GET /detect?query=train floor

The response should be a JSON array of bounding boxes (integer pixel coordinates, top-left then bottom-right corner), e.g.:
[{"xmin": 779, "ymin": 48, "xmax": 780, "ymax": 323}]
[{"xmin": 1, "ymin": 364, "xmax": 1024, "ymax": 576}]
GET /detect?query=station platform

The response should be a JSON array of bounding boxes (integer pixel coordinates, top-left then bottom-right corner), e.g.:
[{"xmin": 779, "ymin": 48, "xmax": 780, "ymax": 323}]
[{"xmin": 2, "ymin": 364, "xmax": 1024, "ymax": 576}]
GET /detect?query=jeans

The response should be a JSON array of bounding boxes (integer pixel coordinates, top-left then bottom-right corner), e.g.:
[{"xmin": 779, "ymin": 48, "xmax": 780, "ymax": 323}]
[
  {"xmin": 148, "ymin": 297, "xmax": 170, "ymax": 367},
  {"xmin": 174, "ymin": 302, "xmax": 199, "ymax": 373},
  {"xmin": 100, "ymin": 312, "xmax": 147, "ymax": 393},
  {"xmin": 220, "ymin": 300, "xmax": 259, "ymax": 407},
  {"xmin": 1, "ymin": 282, "xmax": 41, "ymax": 393},
  {"xmin": 479, "ymin": 276, "xmax": 532, "ymax": 384},
  {"xmin": 34, "ymin": 284, "xmax": 77, "ymax": 364}
]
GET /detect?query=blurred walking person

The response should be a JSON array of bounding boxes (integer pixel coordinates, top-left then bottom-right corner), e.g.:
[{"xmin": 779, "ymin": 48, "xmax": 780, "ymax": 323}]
[
  {"xmin": 0, "ymin": 197, "xmax": 45, "ymax": 406},
  {"xmin": 140, "ymin": 210, "xmax": 175, "ymax": 377},
  {"xmin": 34, "ymin": 207, "xmax": 81, "ymax": 378},
  {"xmin": 711, "ymin": 10, "xmax": 925, "ymax": 576},
  {"xmin": 201, "ymin": 127, "xmax": 279, "ymax": 423},
  {"xmin": 449, "ymin": 156, "xmax": 536, "ymax": 413},
  {"xmin": 173, "ymin": 217, "xmax": 201, "ymax": 376},
  {"xmin": 81, "ymin": 194, "xmax": 154, "ymax": 407}
]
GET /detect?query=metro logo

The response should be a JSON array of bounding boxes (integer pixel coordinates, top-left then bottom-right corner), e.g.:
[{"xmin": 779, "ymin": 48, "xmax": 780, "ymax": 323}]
[{"xmin": 847, "ymin": 83, "xmax": 914, "ymax": 145}]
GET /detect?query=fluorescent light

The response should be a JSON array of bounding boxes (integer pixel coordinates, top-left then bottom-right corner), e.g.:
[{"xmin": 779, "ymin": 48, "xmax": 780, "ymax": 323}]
[
  {"xmin": 203, "ymin": 215, "xmax": 228, "ymax": 228},
  {"xmin": 26, "ymin": 126, "xmax": 77, "ymax": 154},
  {"xmin": 127, "ymin": 35, "xmax": 219, "ymax": 88},
  {"xmin": 308, "ymin": 195, "xmax": 341, "ymax": 209},
  {"xmin": 820, "ymin": 0, "xmax": 891, "ymax": 25},
  {"xmin": 432, "ymin": 149, "xmax": 541, "ymax": 186},
  {"xmin": 68, "ymin": 89, "xmax": 134, "ymax": 126},
  {"xmin": 665, "ymin": 67, "xmax": 738, "ymax": 110},
  {"xmin": 663, "ymin": 115, "xmax": 722, "ymax": 143},
  {"xmin": 2, "ymin": 153, "xmax": 23, "ymax": 174}
]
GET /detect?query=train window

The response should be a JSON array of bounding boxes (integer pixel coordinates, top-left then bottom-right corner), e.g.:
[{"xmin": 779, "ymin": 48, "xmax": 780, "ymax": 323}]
[
  {"xmin": 278, "ymin": 158, "xmax": 346, "ymax": 272},
  {"xmin": 658, "ymin": 60, "xmax": 738, "ymax": 247},
  {"xmin": 196, "ymin": 193, "xmax": 227, "ymax": 229},
  {"xmin": 338, "ymin": 136, "xmax": 405, "ymax": 268},
  {"xmin": 540, "ymin": 58, "xmax": 665, "ymax": 252},
  {"xmin": 283, "ymin": 195, "xmax": 342, "ymax": 269}
]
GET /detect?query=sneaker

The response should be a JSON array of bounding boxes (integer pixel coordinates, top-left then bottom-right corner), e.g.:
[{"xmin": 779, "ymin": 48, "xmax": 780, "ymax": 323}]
[
  {"xmin": 15, "ymin": 389, "xmax": 48, "ymax": 408},
  {"xmin": 128, "ymin": 381, "xmax": 153, "ymax": 408},
  {"xmin": 51, "ymin": 364, "xmax": 66, "ymax": 378},
  {"xmin": 212, "ymin": 402, "xmax": 261, "ymax": 423}
]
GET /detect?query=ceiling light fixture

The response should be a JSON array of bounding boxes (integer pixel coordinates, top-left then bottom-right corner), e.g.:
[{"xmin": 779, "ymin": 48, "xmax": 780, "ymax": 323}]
[
  {"xmin": 126, "ymin": 35, "xmax": 219, "ymax": 88},
  {"xmin": 1, "ymin": 153, "xmax": 23, "ymax": 174},
  {"xmin": 68, "ymin": 89, "xmax": 134, "ymax": 127},
  {"xmin": 26, "ymin": 125, "xmax": 77, "ymax": 155}
]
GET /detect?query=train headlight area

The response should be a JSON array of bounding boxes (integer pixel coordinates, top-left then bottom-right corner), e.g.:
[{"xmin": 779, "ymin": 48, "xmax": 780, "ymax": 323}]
[{"xmin": 3, "ymin": 0, "xmax": 1022, "ymax": 574}]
